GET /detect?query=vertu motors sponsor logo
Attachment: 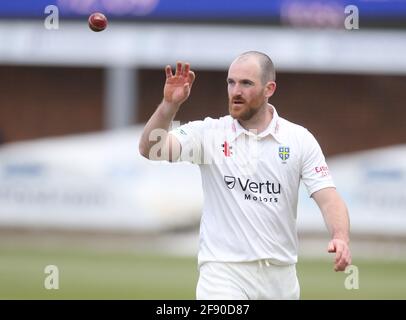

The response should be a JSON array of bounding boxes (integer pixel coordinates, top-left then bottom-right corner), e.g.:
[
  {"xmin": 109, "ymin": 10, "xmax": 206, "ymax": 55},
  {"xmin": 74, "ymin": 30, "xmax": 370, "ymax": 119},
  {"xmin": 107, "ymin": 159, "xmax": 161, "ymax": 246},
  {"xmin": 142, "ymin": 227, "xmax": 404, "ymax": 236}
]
[
  {"xmin": 223, "ymin": 175, "xmax": 280, "ymax": 203},
  {"xmin": 224, "ymin": 176, "xmax": 236, "ymax": 189}
]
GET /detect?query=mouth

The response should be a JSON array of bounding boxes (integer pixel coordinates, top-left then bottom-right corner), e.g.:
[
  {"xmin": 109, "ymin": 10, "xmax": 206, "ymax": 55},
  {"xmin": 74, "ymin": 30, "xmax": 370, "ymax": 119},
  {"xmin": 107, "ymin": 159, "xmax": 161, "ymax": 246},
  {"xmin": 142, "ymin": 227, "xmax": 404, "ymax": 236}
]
[{"xmin": 231, "ymin": 100, "xmax": 245, "ymax": 106}]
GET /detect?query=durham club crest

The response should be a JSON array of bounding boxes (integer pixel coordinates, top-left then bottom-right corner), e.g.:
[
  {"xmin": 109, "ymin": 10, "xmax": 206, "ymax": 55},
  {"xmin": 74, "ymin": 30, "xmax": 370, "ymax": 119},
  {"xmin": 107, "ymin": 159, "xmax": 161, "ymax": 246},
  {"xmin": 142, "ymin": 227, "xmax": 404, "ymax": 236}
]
[{"xmin": 278, "ymin": 146, "xmax": 290, "ymax": 162}]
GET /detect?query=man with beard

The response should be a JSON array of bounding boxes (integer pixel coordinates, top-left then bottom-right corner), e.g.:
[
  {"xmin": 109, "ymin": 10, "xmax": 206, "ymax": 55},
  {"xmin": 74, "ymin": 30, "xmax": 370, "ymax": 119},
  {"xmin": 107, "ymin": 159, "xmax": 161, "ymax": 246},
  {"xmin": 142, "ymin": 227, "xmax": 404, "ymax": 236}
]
[{"xmin": 139, "ymin": 51, "xmax": 351, "ymax": 299}]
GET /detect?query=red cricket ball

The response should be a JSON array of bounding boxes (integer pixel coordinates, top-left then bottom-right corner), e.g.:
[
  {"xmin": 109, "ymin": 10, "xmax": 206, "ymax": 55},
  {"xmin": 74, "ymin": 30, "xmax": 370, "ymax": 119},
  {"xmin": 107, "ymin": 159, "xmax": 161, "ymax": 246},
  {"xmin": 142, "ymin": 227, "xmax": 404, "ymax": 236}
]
[{"xmin": 88, "ymin": 12, "xmax": 108, "ymax": 32}]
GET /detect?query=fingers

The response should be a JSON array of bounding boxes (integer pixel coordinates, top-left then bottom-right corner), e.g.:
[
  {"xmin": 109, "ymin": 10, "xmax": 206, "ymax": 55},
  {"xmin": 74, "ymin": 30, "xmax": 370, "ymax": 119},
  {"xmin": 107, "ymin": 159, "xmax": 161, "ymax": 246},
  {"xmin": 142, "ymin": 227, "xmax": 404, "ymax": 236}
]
[
  {"xmin": 327, "ymin": 241, "xmax": 335, "ymax": 253},
  {"xmin": 170, "ymin": 61, "xmax": 193, "ymax": 79},
  {"xmin": 175, "ymin": 61, "xmax": 182, "ymax": 76},
  {"xmin": 334, "ymin": 242, "xmax": 344, "ymax": 270},
  {"xmin": 340, "ymin": 243, "xmax": 351, "ymax": 266},
  {"xmin": 335, "ymin": 246, "xmax": 352, "ymax": 271},
  {"xmin": 183, "ymin": 63, "xmax": 190, "ymax": 78},
  {"xmin": 165, "ymin": 65, "xmax": 173, "ymax": 79},
  {"xmin": 328, "ymin": 239, "xmax": 352, "ymax": 271}
]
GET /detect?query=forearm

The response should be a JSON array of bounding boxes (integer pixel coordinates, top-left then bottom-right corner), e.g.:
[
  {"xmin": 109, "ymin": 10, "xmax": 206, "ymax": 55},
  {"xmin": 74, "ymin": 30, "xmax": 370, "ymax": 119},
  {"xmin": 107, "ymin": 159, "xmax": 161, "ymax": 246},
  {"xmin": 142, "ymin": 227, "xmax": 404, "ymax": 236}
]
[
  {"xmin": 321, "ymin": 198, "xmax": 350, "ymax": 243},
  {"xmin": 312, "ymin": 188, "xmax": 351, "ymax": 271},
  {"xmin": 139, "ymin": 100, "xmax": 180, "ymax": 159}
]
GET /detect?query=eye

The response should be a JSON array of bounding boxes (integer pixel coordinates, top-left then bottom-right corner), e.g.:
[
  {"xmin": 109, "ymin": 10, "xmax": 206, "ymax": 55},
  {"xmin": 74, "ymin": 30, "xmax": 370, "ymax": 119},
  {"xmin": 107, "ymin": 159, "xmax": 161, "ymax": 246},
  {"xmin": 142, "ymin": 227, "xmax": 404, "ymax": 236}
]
[
  {"xmin": 241, "ymin": 80, "xmax": 253, "ymax": 86},
  {"xmin": 227, "ymin": 79, "xmax": 235, "ymax": 85}
]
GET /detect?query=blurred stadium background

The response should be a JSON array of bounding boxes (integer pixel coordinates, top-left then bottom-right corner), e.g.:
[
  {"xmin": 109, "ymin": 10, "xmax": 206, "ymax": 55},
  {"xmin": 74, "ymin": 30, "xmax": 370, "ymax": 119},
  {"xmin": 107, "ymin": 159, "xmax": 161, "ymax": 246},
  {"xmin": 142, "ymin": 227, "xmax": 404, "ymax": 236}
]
[{"xmin": 0, "ymin": 0, "xmax": 406, "ymax": 299}]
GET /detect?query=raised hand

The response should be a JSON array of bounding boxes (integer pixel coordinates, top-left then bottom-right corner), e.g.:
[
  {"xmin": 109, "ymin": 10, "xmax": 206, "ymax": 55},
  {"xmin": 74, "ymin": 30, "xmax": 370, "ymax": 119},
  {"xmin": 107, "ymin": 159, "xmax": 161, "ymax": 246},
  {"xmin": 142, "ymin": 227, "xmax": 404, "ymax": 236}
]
[{"xmin": 163, "ymin": 61, "xmax": 196, "ymax": 107}]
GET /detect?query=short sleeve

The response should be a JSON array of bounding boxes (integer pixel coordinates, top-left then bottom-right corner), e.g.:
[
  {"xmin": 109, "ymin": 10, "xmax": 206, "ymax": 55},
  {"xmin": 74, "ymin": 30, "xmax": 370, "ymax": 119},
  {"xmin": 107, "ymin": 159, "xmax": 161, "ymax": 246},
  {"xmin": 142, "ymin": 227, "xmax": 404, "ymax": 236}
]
[
  {"xmin": 300, "ymin": 129, "xmax": 335, "ymax": 197},
  {"xmin": 169, "ymin": 120, "xmax": 205, "ymax": 164}
]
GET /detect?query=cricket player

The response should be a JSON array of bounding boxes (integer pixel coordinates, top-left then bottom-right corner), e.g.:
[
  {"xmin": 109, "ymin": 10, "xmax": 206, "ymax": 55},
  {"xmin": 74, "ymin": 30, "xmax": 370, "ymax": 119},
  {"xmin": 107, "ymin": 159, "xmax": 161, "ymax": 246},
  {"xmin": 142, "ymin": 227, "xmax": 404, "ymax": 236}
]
[{"xmin": 139, "ymin": 51, "xmax": 351, "ymax": 299}]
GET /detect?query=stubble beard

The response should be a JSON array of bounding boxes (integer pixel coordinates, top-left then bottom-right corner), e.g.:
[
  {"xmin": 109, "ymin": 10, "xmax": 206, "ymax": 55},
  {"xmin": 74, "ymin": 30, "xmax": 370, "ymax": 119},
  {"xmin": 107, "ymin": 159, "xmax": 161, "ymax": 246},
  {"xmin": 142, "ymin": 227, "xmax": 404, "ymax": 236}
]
[
  {"xmin": 228, "ymin": 97, "xmax": 265, "ymax": 121},
  {"xmin": 229, "ymin": 104, "xmax": 258, "ymax": 121}
]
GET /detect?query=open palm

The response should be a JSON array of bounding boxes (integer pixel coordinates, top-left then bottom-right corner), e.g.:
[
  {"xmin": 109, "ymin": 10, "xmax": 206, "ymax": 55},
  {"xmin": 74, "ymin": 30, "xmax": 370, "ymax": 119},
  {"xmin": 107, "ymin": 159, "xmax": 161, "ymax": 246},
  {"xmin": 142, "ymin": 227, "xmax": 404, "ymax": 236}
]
[{"xmin": 164, "ymin": 62, "xmax": 196, "ymax": 105}]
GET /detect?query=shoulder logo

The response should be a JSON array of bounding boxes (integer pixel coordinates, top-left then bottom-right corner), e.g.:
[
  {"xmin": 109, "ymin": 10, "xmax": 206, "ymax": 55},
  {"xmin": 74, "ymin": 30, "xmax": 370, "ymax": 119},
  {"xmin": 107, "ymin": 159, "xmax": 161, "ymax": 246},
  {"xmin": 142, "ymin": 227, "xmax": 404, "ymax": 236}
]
[
  {"xmin": 224, "ymin": 176, "xmax": 236, "ymax": 189},
  {"xmin": 315, "ymin": 166, "xmax": 330, "ymax": 177},
  {"xmin": 278, "ymin": 146, "xmax": 290, "ymax": 163}
]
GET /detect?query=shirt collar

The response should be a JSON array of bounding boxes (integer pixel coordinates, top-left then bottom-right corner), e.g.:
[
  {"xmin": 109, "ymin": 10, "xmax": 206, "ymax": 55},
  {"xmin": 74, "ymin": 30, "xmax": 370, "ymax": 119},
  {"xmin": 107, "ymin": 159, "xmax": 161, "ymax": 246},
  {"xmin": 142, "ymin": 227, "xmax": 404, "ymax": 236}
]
[{"xmin": 230, "ymin": 104, "xmax": 284, "ymax": 144}]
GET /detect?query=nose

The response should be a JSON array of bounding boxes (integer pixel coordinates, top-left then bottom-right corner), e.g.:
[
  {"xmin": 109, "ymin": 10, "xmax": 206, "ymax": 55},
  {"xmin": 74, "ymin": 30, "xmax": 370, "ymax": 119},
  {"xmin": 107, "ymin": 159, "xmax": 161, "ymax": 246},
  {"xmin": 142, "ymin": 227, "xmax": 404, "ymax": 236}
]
[{"xmin": 230, "ymin": 83, "xmax": 242, "ymax": 96}]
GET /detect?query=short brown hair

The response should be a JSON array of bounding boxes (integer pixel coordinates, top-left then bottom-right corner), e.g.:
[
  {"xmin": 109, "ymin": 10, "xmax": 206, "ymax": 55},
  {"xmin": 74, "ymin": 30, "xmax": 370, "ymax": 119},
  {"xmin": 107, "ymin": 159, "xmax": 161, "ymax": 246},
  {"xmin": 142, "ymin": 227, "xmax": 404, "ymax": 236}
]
[{"xmin": 237, "ymin": 51, "xmax": 276, "ymax": 84}]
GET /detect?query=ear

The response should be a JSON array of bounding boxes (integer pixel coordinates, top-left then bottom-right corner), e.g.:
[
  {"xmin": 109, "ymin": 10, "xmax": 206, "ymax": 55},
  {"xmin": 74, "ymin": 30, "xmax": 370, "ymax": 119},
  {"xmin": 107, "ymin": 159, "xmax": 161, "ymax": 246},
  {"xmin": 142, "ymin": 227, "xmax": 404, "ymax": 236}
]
[{"xmin": 264, "ymin": 81, "xmax": 276, "ymax": 99}]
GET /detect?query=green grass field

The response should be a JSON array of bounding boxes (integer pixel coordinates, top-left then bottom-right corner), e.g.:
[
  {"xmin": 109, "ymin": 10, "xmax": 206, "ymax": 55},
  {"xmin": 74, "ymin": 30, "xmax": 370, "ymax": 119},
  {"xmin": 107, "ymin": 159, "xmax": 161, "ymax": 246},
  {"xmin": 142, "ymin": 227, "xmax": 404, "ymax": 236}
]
[{"xmin": 0, "ymin": 246, "xmax": 405, "ymax": 299}]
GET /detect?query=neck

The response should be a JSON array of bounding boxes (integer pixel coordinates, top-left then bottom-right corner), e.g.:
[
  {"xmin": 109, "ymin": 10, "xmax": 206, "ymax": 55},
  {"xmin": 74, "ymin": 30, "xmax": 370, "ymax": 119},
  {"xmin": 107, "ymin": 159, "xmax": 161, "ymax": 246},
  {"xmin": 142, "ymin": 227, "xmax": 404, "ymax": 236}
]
[{"xmin": 238, "ymin": 103, "xmax": 273, "ymax": 134}]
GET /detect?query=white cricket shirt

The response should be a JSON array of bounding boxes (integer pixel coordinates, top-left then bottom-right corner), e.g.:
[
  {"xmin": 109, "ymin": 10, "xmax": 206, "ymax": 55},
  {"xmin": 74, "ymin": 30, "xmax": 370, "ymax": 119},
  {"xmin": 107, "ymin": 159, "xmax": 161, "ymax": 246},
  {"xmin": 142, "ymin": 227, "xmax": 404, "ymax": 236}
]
[{"xmin": 170, "ymin": 105, "xmax": 335, "ymax": 266}]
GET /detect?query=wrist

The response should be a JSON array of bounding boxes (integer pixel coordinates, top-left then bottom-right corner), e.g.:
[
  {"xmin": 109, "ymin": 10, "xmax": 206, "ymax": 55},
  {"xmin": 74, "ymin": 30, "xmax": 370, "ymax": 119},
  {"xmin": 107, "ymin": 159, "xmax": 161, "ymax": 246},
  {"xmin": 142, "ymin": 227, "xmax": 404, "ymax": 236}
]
[
  {"xmin": 160, "ymin": 99, "xmax": 181, "ymax": 117},
  {"xmin": 162, "ymin": 98, "xmax": 181, "ymax": 110},
  {"xmin": 332, "ymin": 235, "xmax": 350, "ymax": 245}
]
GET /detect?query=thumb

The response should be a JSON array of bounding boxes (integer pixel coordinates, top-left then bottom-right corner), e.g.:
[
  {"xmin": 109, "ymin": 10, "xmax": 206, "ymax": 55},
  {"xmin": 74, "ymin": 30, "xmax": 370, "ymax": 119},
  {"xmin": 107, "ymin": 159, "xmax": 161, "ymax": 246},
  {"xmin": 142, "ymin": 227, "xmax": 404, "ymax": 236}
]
[
  {"xmin": 183, "ymin": 82, "xmax": 190, "ymax": 94},
  {"xmin": 189, "ymin": 71, "xmax": 196, "ymax": 87},
  {"xmin": 327, "ymin": 241, "xmax": 336, "ymax": 253}
]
